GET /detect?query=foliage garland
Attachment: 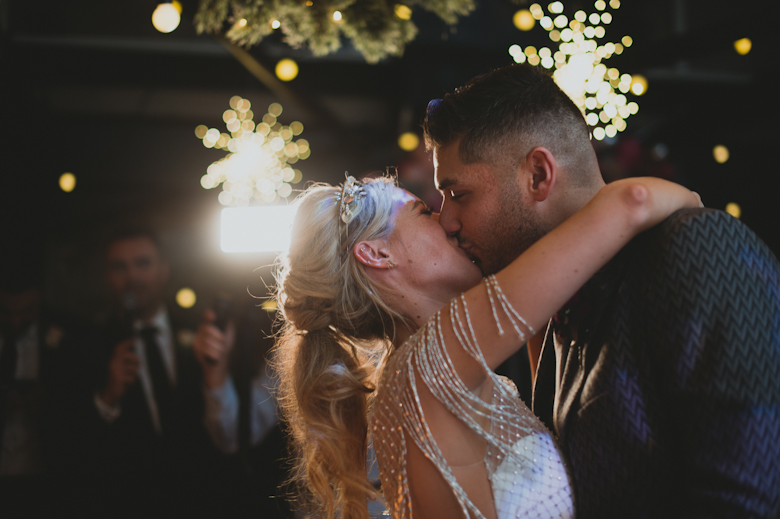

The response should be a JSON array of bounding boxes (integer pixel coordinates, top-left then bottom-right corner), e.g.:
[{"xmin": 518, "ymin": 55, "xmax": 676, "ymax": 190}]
[{"xmin": 195, "ymin": 0, "xmax": 477, "ymax": 64}]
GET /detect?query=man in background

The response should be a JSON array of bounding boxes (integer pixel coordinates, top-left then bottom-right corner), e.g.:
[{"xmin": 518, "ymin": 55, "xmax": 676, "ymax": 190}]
[{"xmin": 84, "ymin": 227, "xmax": 220, "ymax": 516}]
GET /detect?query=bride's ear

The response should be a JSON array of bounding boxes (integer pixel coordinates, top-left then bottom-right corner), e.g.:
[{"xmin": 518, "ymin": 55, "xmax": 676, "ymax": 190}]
[{"xmin": 354, "ymin": 241, "xmax": 394, "ymax": 269}]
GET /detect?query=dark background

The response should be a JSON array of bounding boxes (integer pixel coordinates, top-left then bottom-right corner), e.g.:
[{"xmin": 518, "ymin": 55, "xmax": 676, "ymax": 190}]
[{"xmin": 1, "ymin": 0, "xmax": 777, "ymax": 320}]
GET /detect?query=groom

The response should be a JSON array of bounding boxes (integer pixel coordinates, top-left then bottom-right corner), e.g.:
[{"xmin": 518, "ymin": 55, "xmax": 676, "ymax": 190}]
[{"xmin": 423, "ymin": 63, "xmax": 780, "ymax": 518}]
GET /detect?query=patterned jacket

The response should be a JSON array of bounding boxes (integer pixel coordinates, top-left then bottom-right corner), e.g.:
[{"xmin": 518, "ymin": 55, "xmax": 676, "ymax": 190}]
[{"xmin": 533, "ymin": 208, "xmax": 780, "ymax": 518}]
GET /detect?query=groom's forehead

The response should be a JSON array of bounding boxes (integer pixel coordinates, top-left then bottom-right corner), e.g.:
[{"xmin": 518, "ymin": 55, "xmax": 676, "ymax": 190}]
[{"xmin": 434, "ymin": 162, "xmax": 494, "ymax": 191}]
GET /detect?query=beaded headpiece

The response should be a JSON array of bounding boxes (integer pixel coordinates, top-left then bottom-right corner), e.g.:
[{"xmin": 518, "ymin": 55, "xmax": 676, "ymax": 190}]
[{"xmin": 334, "ymin": 174, "xmax": 367, "ymax": 226}]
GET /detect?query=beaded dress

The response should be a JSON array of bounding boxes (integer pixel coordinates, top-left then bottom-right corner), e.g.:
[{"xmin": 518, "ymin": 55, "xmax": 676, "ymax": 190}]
[{"xmin": 371, "ymin": 277, "xmax": 574, "ymax": 519}]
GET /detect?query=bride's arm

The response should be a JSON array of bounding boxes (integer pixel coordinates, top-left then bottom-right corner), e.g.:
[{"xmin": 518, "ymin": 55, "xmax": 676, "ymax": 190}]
[{"xmin": 444, "ymin": 177, "xmax": 701, "ymax": 389}]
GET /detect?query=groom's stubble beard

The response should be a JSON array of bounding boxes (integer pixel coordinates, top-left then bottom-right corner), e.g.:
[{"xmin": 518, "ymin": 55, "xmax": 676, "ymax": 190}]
[{"xmin": 475, "ymin": 181, "xmax": 548, "ymax": 276}]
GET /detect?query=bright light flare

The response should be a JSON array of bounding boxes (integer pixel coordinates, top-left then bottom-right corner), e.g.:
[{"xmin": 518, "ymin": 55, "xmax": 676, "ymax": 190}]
[
  {"xmin": 221, "ymin": 205, "xmax": 299, "ymax": 253},
  {"xmin": 276, "ymin": 59, "xmax": 299, "ymax": 81},
  {"xmin": 514, "ymin": 9, "xmax": 536, "ymax": 30},
  {"xmin": 395, "ymin": 4, "xmax": 412, "ymax": 20},
  {"xmin": 398, "ymin": 132, "xmax": 420, "ymax": 151},
  {"xmin": 713, "ymin": 145, "xmax": 730, "ymax": 164},
  {"xmin": 725, "ymin": 202, "xmax": 741, "ymax": 219},
  {"xmin": 630, "ymin": 75, "xmax": 647, "ymax": 95},
  {"xmin": 176, "ymin": 288, "xmax": 197, "ymax": 308},
  {"xmin": 59, "ymin": 172, "xmax": 76, "ymax": 192},
  {"xmin": 734, "ymin": 38, "xmax": 752, "ymax": 55},
  {"xmin": 152, "ymin": 3, "xmax": 181, "ymax": 33}
]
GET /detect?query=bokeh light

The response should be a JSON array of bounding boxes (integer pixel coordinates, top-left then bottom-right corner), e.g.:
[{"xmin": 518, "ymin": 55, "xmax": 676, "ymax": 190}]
[
  {"xmin": 197, "ymin": 98, "xmax": 310, "ymax": 207},
  {"xmin": 507, "ymin": 0, "xmax": 641, "ymax": 136},
  {"xmin": 176, "ymin": 288, "xmax": 197, "ymax": 308},
  {"xmin": 734, "ymin": 38, "xmax": 752, "ymax": 55},
  {"xmin": 713, "ymin": 145, "xmax": 729, "ymax": 164},
  {"xmin": 725, "ymin": 202, "xmax": 741, "ymax": 219},
  {"xmin": 398, "ymin": 132, "xmax": 420, "ymax": 151},
  {"xmin": 394, "ymin": 4, "xmax": 412, "ymax": 20},
  {"xmin": 332, "ymin": 11, "xmax": 342, "ymax": 22},
  {"xmin": 59, "ymin": 172, "xmax": 76, "ymax": 193},
  {"xmin": 275, "ymin": 59, "xmax": 299, "ymax": 82},
  {"xmin": 513, "ymin": 10, "xmax": 536, "ymax": 31},
  {"xmin": 151, "ymin": 3, "xmax": 180, "ymax": 33},
  {"xmin": 630, "ymin": 75, "xmax": 647, "ymax": 96}
]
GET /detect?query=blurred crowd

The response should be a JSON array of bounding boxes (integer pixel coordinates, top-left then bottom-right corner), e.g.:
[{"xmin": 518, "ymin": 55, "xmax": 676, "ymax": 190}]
[{"xmin": 0, "ymin": 226, "xmax": 293, "ymax": 518}]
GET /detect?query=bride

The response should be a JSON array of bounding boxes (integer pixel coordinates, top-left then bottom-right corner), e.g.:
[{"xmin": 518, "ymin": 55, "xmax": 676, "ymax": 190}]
[{"xmin": 272, "ymin": 174, "xmax": 700, "ymax": 519}]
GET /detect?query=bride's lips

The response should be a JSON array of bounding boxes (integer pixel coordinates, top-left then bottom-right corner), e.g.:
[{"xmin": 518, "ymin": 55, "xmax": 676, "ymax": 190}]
[{"xmin": 459, "ymin": 244, "xmax": 479, "ymax": 264}]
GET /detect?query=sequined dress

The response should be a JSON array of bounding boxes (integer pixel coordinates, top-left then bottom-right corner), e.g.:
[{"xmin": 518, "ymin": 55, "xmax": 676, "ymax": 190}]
[{"xmin": 371, "ymin": 278, "xmax": 574, "ymax": 519}]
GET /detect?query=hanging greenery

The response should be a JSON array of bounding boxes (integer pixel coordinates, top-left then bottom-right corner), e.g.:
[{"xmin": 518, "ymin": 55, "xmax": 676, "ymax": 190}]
[{"xmin": 195, "ymin": 0, "xmax": 476, "ymax": 64}]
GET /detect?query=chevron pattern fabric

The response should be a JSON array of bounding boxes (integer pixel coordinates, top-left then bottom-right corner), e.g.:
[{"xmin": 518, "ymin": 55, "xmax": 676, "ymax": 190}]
[{"xmin": 534, "ymin": 208, "xmax": 780, "ymax": 519}]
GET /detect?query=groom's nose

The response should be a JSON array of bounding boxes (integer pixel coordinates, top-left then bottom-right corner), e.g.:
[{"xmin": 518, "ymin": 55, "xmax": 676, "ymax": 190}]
[{"xmin": 437, "ymin": 202, "xmax": 461, "ymax": 236}]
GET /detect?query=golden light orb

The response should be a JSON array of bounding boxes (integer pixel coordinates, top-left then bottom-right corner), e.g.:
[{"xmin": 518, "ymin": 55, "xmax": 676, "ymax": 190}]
[
  {"xmin": 630, "ymin": 75, "xmax": 647, "ymax": 96},
  {"xmin": 59, "ymin": 172, "xmax": 76, "ymax": 193},
  {"xmin": 237, "ymin": 18, "xmax": 247, "ymax": 28},
  {"xmin": 513, "ymin": 10, "xmax": 536, "ymax": 31},
  {"xmin": 271, "ymin": 19, "xmax": 280, "ymax": 29},
  {"xmin": 713, "ymin": 145, "xmax": 730, "ymax": 164},
  {"xmin": 176, "ymin": 288, "xmax": 197, "ymax": 309},
  {"xmin": 152, "ymin": 3, "xmax": 181, "ymax": 33},
  {"xmin": 275, "ymin": 59, "xmax": 299, "ymax": 81},
  {"xmin": 725, "ymin": 202, "xmax": 741, "ymax": 219},
  {"xmin": 268, "ymin": 102, "xmax": 284, "ymax": 117},
  {"xmin": 398, "ymin": 132, "xmax": 420, "ymax": 152},
  {"xmin": 734, "ymin": 38, "xmax": 752, "ymax": 55},
  {"xmin": 333, "ymin": 11, "xmax": 343, "ymax": 22},
  {"xmin": 395, "ymin": 4, "xmax": 413, "ymax": 20},
  {"xmin": 261, "ymin": 299, "xmax": 278, "ymax": 312},
  {"xmin": 549, "ymin": 2, "xmax": 564, "ymax": 14}
]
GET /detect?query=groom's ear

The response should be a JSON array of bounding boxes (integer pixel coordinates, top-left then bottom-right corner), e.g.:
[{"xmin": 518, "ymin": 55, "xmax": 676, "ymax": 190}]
[
  {"xmin": 525, "ymin": 147, "xmax": 557, "ymax": 202},
  {"xmin": 354, "ymin": 240, "xmax": 393, "ymax": 269}
]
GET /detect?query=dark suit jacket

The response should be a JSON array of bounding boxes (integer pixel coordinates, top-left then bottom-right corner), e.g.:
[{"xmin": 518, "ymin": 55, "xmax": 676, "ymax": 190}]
[
  {"xmin": 82, "ymin": 310, "xmax": 221, "ymax": 514},
  {"xmin": 533, "ymin": 208, "xmax": 780, "ymax": 518}
]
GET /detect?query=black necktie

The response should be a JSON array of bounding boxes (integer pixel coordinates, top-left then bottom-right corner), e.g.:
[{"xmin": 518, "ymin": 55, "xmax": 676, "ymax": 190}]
[{"xmin": 140, "ymin": 326, "xmax": 174, "ymax": 436}]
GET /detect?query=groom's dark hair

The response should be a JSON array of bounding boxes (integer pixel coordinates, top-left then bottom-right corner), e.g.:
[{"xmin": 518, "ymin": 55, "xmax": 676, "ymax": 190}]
[{"xmin": 423, "ymin": 63, "xmax": 598, "ymax": 185}]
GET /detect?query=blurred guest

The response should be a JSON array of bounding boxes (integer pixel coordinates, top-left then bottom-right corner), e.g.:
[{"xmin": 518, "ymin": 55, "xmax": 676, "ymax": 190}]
[
  {"xmin": 0, "ymin": 249, "xmax": 91, "ymax": 514},
  {"xmin": 194, "ymin": 302, "xmax": 291, "ymax": 518},
  {"xmin": 195, "ymin": 301, "xmax": 386, "ymax": 517},
  {"xmin": 84, "ymin": 227, "xmax": 217, "ymax": 516}
]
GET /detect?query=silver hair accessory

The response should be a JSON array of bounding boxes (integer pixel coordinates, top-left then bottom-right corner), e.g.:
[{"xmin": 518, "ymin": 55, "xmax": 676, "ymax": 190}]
[{"xmin": 334, "ymin": 174, "xmax": 367, "ymax": 226}]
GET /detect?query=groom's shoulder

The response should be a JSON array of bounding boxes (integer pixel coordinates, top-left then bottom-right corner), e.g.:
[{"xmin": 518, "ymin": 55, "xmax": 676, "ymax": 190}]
[
  {"xmin": 636, "ymin": 207, "xmax": 759, "ymax": 253},
  {"xmin": 627, "ymin": 207, "xmax": 780, "ymax": 278}
]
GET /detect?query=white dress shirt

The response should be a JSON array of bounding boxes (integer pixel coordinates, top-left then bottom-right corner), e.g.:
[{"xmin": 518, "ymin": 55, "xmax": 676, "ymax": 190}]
[
  {"xmin": 202, "ymin": 363, "xmax": 277, "ymax": 454},
  {"xmin": 94, "ymin": 307, "xmax": 176, "ymax": 435}
]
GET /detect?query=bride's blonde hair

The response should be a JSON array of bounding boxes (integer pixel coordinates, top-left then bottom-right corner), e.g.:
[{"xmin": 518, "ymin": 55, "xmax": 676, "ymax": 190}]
[{"xmin": 273, "ymin": 176, "xmax": 408, "ymax": 519}]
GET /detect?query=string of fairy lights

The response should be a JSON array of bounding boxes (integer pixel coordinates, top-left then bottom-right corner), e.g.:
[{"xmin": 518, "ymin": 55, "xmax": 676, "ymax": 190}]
[
  {"xmin": 509, "ymin": 0, "xmax": 642, "ymax": 142},
  {"xmin": 195, "ymin": 97, "xmax": 309, "ymax": 207}
]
